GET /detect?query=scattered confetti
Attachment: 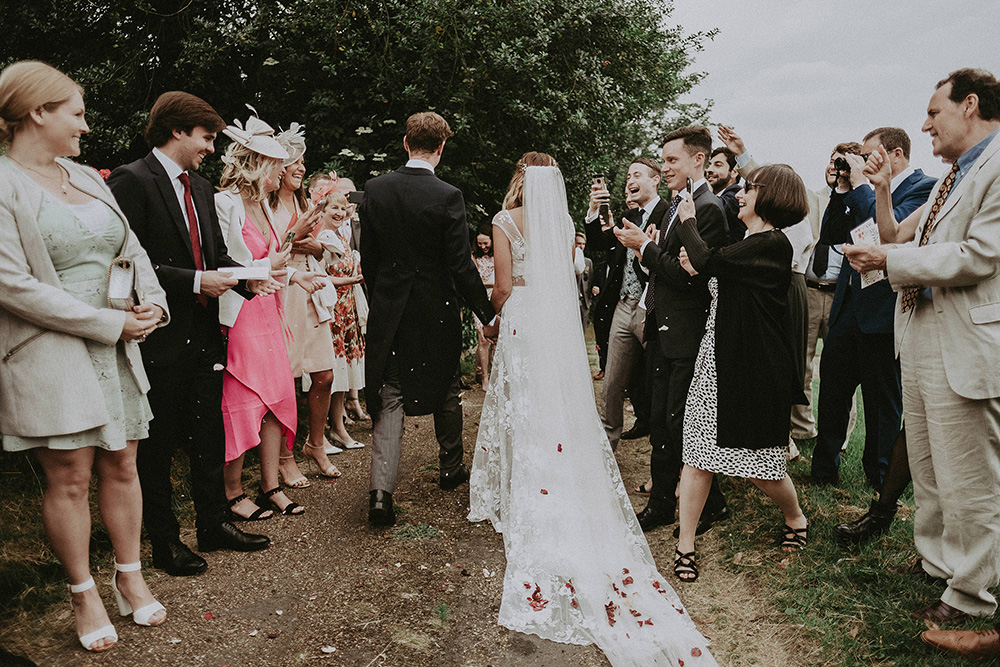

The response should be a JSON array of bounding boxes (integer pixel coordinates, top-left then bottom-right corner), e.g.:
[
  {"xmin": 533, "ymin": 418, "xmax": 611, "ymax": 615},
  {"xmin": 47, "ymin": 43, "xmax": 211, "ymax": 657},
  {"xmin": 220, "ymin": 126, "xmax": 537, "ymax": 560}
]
[
  {"xmin": 203, "ymin": 612, "xmax": 214, "ymax": 620},
  {"xmin": 320, "ymin": 646, "xmax": 337, "ymax": 654}
]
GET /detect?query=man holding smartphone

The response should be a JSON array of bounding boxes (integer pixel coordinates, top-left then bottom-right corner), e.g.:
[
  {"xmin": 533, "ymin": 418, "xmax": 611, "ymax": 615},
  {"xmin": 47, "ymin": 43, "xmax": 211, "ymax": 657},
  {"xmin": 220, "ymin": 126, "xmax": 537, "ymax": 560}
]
[
  {"xmin": 584, "ymin": 157, "xmax": 666, "ymax": 452},
  {"xmin": 615, "ymin": 125, "xmax": 730, "ymax": 532}
]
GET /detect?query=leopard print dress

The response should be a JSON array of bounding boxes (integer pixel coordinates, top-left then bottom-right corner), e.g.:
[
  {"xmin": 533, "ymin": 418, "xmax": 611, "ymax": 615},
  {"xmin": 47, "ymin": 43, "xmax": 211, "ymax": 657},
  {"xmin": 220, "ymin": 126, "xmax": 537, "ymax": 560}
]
[{"xmin": 682, "ymin": 278, "xmax": 786, "ymax": 481}]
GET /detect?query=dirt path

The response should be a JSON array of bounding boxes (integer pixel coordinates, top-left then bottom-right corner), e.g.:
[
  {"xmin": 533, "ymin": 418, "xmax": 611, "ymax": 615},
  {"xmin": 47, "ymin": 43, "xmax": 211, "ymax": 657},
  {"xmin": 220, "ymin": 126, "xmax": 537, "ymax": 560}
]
[{"xmin": 2, "ymin": 386, "xmax": 822, "ymax": 667}]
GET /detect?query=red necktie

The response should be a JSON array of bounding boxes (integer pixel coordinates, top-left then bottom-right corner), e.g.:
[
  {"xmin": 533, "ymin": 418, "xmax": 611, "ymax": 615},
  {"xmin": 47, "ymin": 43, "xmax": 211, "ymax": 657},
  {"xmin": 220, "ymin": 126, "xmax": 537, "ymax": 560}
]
[{"xmin": 178, "ymin": 172, "xmax": 208, "ymax": 307}]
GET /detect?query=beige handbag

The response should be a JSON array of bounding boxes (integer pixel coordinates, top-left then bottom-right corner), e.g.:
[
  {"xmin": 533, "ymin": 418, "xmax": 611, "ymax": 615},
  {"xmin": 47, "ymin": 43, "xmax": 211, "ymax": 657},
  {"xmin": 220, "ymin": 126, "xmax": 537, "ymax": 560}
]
[{"xmin": 107, "ymin": 256, "xmax": 141, "ymax": 310}]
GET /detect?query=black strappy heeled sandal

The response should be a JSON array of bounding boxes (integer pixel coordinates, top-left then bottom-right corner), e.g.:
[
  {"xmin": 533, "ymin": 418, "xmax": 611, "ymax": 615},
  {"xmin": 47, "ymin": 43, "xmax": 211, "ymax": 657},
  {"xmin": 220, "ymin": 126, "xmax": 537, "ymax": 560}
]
[
  {"xmin": 780, "ymin": 523, "xmax": 808, "ymax": 551},
  {"xmin": 673, "ymin": 548, "xmax": 699, "ymax": 582},
  {"xmin": 227, "ymin": 493, "xmax": 273, "ymax": 521},
  {"xmin": 257, "ymin": 487, "xmax": 305, "ymax": 516}
]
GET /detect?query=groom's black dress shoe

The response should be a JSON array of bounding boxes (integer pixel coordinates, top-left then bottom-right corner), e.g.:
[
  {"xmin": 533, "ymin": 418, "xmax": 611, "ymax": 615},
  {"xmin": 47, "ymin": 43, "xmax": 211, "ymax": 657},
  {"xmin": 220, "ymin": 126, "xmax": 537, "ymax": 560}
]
[
  {"xmin": 152, "ymin": 540, "xmax": 208, "ymax": 576},
  {"xmin": 197, "ymin": 521, "xmax": 270, "ymax": 553},
  {"xmin": 369, "ymin": 490, "xmax": 396, "ymax": 527},
  {"xmin": 440, "ymin": 463, "xmax": 470, "ymax": 491},
  {"xmin": 673, "ymin": 505, "xmax": 731, "ymax": 538},
  {"xmin": 835, "ymin": 500, "xmax": 897, "ymax": 544},
  {"xmin": 636, "ymin": 500, "xmax": 676, "ymax": 532}
]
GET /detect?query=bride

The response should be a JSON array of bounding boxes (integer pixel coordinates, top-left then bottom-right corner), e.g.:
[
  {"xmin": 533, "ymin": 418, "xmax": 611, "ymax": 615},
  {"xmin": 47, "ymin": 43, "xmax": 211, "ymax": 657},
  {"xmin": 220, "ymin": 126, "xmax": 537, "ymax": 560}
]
[{"xmin": 469, "ymin": 153, "xmax": 717, "ymax": 667}]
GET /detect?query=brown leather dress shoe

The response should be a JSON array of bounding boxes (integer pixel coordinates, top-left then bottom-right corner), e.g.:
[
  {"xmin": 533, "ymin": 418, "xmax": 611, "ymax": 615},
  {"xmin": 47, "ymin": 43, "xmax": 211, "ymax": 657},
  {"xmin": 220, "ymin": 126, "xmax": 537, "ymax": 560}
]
[
  {"xmin": 922, "ymin": 628, "xmax": 1000, "ymax": 658},
  {"xmin": 911, "ymin": 600, "xmax": 968, "ymax": 626}
]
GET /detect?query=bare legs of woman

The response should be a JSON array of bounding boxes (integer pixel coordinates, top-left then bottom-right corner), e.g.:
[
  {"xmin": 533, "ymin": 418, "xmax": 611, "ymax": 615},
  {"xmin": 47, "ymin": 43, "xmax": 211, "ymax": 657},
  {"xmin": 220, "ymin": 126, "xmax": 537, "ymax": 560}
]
[
  {"xmin": 677, "ymin": 464, "xmax": 808, "ymax": 580},
  {"xmin": 35, "ymin": 441, "xmax": 165, "ymax": 651},
  {"xmin": 300, "ymin": 370, "xmax": 340, "ymax": 477},
  {"xmin": 476, "ymin": 326, "xmax": 493, "ymax": 392},
  {"xmin": 346, "ymin": 388, "xmax": 369, "ymax": 422},
  {"xmin": 258, "ymin": 413, "xmax": 302, "ymax": 514},
  {"xmin": 329, "ymin": 391, "xmax": 364, "ymax": 449}
]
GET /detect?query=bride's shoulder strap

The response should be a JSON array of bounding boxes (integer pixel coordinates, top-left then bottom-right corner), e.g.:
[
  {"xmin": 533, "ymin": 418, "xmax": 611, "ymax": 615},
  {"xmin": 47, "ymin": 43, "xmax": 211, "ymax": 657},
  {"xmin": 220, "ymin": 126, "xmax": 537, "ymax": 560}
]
[{"xmin": 492, "ymin": 208, "xmax": 523, "ymax": 245}]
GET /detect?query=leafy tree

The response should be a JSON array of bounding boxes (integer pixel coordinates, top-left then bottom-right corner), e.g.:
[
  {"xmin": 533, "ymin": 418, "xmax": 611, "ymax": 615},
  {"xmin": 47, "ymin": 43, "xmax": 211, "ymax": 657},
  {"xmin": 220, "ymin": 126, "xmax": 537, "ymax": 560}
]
[{"xmin": 1, "ymin": 0, "xmax": 714, "ymax": 217}]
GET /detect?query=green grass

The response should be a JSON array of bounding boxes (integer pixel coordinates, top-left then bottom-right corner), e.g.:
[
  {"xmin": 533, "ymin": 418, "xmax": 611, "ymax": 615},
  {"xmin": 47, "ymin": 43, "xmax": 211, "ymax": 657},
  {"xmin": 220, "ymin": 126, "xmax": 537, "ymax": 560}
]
[
  {"xmin": 716, "ymin": 382, "xmax": 1000, "ymax": 666},
  {"xmin": 391, "ymin": 522, "xmax": 441, "ymax": 540}
]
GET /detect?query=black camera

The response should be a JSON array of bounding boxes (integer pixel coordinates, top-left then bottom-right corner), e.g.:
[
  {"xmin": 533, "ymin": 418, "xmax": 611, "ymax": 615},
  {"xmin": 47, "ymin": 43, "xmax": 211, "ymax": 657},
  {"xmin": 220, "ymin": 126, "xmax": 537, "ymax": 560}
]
[{"xmin": 834, "ymin": 154, "xmax": 871, "ymax": 174}]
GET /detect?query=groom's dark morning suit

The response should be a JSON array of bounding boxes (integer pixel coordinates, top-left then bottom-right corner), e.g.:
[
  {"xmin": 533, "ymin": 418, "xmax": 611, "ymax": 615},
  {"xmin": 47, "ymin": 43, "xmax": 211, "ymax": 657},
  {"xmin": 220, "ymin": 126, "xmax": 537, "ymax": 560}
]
[
  {"xmin": 641, "ymin": 183, "xmax": 728, "ymax": 519},
  {"xmin": 360, "ymin": 165, "xmax": 495, "ymax": 495},
  {"xmin": 109, "ymin": 153, "xmax": 251, "ymax": 562}
]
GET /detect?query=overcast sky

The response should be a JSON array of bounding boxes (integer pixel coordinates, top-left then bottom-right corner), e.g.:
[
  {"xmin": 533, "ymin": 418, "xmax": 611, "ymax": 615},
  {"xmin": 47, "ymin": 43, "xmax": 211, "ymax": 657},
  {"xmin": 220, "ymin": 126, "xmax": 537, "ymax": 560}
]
[{"xmin": 668, "ymin": 1, "xmax": 1000, "ymax": 190}]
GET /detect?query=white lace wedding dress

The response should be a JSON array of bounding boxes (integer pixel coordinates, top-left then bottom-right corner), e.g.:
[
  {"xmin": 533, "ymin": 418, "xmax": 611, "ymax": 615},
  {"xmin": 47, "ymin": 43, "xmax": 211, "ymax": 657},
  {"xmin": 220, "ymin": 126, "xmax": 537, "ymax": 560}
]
[{"xmin": 469, "ymin": 167, "xmax": 717, "ymax": 667}]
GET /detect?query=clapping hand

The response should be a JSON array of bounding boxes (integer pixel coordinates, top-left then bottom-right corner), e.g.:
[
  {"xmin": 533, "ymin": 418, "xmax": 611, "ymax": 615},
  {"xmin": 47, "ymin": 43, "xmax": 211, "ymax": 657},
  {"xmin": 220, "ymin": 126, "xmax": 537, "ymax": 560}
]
[
  {"xmin": 679, "ymin": 247, "xmax": 697, "ymax": 276},
  {"xmin": 717, "ymin": 126, "xmax": 747, "ymax": 157},
  {"xmin": 613, "ymin": 219, "xmax": 648, "ymax": 259},
  {"xmin": 248, "ymin": 267, "xmax": 286, "ymax": 296},
  {"xmin": 286, "ymin": 207, "xmax": 322, "ymax": 245},
  {"xmin": 290, "ymin": 270, "xmax": 326, "ymax": 294},
  {"xmin": 863, "ymin": 145, "xmax": 893, "ymax": 191}
]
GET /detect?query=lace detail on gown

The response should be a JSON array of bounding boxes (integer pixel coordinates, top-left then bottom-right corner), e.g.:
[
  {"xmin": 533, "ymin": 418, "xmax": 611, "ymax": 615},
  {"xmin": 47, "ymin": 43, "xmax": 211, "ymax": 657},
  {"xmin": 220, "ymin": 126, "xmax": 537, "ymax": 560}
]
[{"xmin": 470, "ymin": 202, "xmax": 716, "ymax": 667}]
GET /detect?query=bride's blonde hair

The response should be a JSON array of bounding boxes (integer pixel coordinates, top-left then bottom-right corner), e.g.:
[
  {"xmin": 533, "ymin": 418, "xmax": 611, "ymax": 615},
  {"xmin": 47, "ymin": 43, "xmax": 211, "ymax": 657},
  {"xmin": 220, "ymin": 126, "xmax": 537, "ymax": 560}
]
[{"xmin": 502, "ymin": 151, "xmax": 557, "ymax": 210}]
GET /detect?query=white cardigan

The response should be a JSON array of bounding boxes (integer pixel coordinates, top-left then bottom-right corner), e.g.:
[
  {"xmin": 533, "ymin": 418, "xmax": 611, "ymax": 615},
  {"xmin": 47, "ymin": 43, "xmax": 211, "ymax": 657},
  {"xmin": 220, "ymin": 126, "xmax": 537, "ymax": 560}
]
[{"xmin": 214, "ymin": 188, "xmax": 277, "ymax": 327}]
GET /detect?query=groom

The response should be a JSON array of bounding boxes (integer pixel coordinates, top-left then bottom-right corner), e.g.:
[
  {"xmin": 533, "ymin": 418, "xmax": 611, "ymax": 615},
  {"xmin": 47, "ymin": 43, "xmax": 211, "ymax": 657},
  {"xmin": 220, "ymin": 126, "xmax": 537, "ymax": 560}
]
[{"xmin": 360, "ymin": 112, "xmax": 497, "ymax": 527}]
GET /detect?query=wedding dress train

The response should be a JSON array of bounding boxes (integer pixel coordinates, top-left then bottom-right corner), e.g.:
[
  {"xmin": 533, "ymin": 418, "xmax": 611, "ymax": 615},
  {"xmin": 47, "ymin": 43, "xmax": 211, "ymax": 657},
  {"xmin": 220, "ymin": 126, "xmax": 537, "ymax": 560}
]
[{"xmin": 469, "ymin": 167, "xmax": 717, "ymax": 667}]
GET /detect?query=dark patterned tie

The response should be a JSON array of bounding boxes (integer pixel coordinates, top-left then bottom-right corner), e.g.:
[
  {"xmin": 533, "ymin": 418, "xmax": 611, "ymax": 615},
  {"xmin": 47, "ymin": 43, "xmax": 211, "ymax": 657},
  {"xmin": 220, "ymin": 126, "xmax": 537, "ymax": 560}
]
[
  {"xmin": 643, "ymin": 194, "xmax": 685, "ymax": 314},
  {"xmin": 899, "ymin": 163, "xmax": 960, "ymax": 313}
]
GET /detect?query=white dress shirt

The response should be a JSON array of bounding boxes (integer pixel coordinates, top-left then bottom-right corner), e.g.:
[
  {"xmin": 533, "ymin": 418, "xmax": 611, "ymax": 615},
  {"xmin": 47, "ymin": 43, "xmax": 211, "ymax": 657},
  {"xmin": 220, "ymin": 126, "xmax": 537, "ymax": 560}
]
[{"xmin": 152, "ymin": 147, "xmax": 205, "ymax": 294}]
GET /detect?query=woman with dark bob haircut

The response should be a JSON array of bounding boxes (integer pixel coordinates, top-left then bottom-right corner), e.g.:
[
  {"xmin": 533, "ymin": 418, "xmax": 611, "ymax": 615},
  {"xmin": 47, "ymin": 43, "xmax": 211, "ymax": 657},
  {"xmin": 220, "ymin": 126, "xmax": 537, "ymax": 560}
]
[{"xmin": 672, "ymin": 163, "xmax": 811, "ymax": 582}]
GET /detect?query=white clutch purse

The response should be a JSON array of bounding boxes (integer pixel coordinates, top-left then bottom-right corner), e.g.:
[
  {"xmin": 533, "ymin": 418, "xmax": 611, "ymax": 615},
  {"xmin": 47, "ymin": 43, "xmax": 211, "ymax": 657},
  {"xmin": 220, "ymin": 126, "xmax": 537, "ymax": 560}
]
[{"xmin": 107, "ymin": 256, "xmax": 141, "ymax": 310}]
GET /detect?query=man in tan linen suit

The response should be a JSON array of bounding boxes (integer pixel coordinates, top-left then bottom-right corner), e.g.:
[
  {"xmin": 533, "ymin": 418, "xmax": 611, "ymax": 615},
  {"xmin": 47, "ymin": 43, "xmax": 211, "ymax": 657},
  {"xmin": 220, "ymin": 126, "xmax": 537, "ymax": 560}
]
[{"xmin": 846, "ymin": 68, "xmax": 1000, "ymax": 622}]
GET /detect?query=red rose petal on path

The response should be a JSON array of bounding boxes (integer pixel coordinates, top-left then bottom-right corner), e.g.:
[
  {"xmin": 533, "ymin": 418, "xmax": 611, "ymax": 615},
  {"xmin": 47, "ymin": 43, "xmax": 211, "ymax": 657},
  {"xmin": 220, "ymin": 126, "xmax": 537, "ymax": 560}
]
[
  {"xmin": 622, "ymin": 568, "xmax": 629, "ymax": 574},
  {"xmin": 540, "ymin": 489, "xmax": 548, "ymax": 495},
  {"xmin": 204, "ymin": 612, "xmax": 214, "ymax": 620},
  {"xmin": 557, "ymin": 444, "xmax": 562, "ymax": 452},
  {"xmin": 629, "ymin": 609, "xmax": 641, "ymax": 617},
  {"xmin": 355, "ymin": 583, "xmax": 364, "ymax": 588},
  {"xmin": 622, "ymin": 576, "xmax": 634, "ymax": 585},
  {"xmin": 268, "ymin": 632, "xmax": 278, "ymax": 639},
  {"xmin": 513, "ymin": 329, "xmax": 516, "ymax": 335},
  {"xmin": 653, "ymin": 581, "xmax": 661, "ymax": 589},
  {"xmin": 679, "ymin": 661, "xmax": 684, "ymax": 666},
  {"xmin": 523, "ymin": 582, "xmax": 532, "ymax": 589},
  {"xmin": 691, "ymin": 648, "xmax": 702, "ymax": 657},
  {"xmin": 644, "ymin": 619, "xmax": 653, "ymax": 626}
]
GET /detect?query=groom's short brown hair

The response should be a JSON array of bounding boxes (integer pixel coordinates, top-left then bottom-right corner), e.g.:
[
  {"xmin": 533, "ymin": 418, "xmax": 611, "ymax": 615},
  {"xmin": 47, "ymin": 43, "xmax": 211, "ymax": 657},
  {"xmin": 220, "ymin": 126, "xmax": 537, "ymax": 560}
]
[{"xmin": 405, "ymin": 112, "xmax": 454, "ymax": 153}]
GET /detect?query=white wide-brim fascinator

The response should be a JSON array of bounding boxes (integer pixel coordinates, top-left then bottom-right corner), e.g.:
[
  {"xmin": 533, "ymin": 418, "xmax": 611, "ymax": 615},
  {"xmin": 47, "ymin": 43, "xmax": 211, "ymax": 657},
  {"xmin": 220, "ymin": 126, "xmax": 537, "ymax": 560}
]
[
  {"xmin": 275, "ymin": 122, "xmax": 306, "ymax": 166},
  {"xmin": 223, "ymin": 104, "xmax": 289, "ymax": 160}
]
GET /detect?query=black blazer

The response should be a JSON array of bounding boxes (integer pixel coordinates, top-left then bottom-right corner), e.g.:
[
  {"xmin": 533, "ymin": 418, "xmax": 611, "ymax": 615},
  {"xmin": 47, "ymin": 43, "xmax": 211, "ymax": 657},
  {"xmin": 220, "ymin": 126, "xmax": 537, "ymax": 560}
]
[
  {"xmin": 584, "ymin": 197, "xmax": 670, "ymax": 336},
  {"xmin": 640, "ymin": 184, "xmax": 728, "ymax": 357},
  {"xmin": 678, "ymin": 221, "xmax": 805, "ymax": 449},
  {"xmin": 360, "ymin": 165, "xmax": 494, "ymax": 417},
  {"xmin": 108, "ymin": 152, "xmax": 244, "ymax": 367}
]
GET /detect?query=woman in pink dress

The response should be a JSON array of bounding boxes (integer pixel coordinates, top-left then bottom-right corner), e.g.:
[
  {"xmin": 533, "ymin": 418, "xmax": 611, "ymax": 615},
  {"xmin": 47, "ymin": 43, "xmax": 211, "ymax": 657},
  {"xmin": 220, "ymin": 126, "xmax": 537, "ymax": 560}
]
[{"xmin": 215, "ymin": 112, "xmax": 323, "ymax": 519}]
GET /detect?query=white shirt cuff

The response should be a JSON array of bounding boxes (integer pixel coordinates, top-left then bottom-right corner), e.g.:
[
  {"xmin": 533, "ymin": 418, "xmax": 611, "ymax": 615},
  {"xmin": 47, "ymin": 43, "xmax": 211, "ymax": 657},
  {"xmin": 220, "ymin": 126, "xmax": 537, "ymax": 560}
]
[
  {"xmin": 736, "ymin": 152, "xmax": 752, "ymax": 169},
  {"xmin": 193, "ymin": 270, "xmax": 203, "ymax": 294}
]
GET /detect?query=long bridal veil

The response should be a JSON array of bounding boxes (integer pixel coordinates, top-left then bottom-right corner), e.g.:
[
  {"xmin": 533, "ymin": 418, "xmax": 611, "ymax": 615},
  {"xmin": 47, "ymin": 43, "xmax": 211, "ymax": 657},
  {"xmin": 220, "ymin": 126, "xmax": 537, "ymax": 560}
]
[{"xmin": 470, "ymin": 166, "xmax": 716, "ymax": 667}]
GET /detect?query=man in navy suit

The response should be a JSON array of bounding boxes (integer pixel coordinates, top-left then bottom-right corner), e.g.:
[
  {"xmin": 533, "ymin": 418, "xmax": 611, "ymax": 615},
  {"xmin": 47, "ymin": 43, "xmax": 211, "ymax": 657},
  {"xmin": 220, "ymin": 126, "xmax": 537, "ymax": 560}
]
[{"xmin": 811, "ymin": 127, "xmax": 936, "ymax": 488}]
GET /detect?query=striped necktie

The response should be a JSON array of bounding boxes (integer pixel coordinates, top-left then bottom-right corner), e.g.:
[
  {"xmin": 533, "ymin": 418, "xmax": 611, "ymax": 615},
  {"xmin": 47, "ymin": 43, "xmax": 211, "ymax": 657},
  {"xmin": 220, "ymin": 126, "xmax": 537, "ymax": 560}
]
[{"xmin": 899, "ymin": 163, "xmax": 960, "ymax": 313}]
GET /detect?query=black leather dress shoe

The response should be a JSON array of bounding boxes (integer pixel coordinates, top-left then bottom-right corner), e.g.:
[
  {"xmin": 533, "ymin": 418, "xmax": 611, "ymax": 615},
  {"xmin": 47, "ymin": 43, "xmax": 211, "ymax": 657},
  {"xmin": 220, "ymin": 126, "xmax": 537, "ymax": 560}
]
[
  {"xmin": 369, "ymin": 490, "xmax": 396, "ymax": 527},
  {"xmin": 152, "ymin": 540, "xmax": 207, "ymax": 576},
  {"xmin": 197, "ymin": 521, "xmax": 270, "ymax": 553},
  {"xmin": 636, "ymin": 500, "xmax": 676, "ymax": 532},
  {"xmin": 621, "ymin": 422, "xmax": 650, "ymax": 440},
  {"xmin": 440, "ymin": 463, "xmax": 470, "ymax": 491},
  {"xmin": 673, "ymin": 505, "xmax": 731, "ymax": 538},
  {"xmin": 835, "ymin": 500, "xmax": 897, "ymax": 544}
]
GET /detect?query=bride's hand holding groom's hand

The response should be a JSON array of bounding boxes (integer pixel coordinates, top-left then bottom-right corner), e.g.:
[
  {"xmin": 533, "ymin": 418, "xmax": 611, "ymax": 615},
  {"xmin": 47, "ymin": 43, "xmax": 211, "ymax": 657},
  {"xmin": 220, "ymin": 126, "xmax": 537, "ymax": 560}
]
[{"xmin": 482, "ymin": 319, "xmax": 499, "ymax": 342}]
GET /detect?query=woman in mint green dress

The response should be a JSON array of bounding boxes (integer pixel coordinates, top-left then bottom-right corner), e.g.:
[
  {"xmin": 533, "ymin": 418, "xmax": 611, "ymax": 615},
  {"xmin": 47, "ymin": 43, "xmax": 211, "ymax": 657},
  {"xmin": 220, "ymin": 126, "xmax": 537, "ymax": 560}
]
[{"xmin": 0, "ymin": 62, "xmax": 170, "ymax": 652}]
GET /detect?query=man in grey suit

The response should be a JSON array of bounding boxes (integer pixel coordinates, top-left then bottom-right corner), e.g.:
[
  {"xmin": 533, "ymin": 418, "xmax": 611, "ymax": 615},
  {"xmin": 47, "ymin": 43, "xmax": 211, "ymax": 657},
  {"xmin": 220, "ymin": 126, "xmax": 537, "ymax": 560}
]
[{"xmin": 846, "ymin": 68, "xmax": 1000, "ymax": 624}]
